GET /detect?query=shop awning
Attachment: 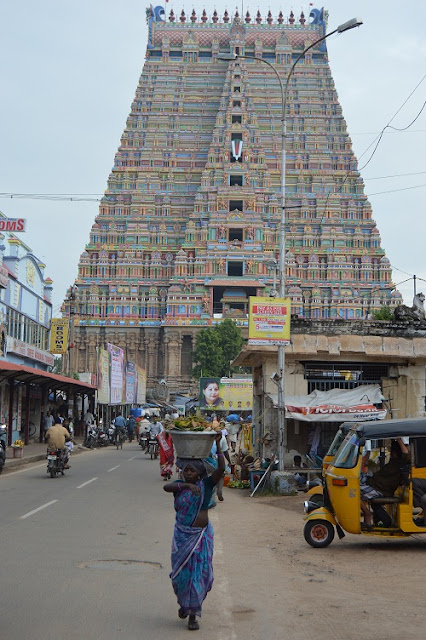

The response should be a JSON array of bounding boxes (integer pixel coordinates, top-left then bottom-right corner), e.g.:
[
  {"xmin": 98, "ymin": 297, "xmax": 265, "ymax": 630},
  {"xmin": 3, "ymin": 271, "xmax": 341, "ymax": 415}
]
[
  {"xmin": 0, "ymin": 360, "xmax": 97, "ymax": 394},
  {"xmin": 268, "ymin": 384, "xmax": 387, "ymax": 422}
]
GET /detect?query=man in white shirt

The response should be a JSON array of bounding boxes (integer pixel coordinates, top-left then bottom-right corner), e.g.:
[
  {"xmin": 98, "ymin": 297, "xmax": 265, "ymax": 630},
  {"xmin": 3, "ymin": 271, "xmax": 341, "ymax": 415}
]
[{"xmin": 149, "ymin": 417, "xmax": 163, "ymax": 439}]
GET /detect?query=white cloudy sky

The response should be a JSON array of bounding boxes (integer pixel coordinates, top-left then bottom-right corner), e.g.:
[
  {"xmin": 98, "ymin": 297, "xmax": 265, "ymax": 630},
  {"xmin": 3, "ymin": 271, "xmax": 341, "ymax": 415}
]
[{"xmin": 1, "ymin": 1, "xmax": 425, "ymax": 313}]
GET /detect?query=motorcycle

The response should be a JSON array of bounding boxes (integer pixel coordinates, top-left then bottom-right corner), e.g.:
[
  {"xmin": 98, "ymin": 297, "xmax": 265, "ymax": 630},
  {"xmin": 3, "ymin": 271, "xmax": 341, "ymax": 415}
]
[
  {"xmin": 46, "ymin": 448, "xmax": 66, "ymax": 478},
  {"xmin": 96, "ymin": 428, "xmax": 109, "ymax": 447},
  {"xmin": 84, "ymin": 426, "xmax": 98, "ymax": 449},
  {"xmin": 148, "ymin": 438, "xmax": 159, "ymax": 460},
  {"xmin": 108, "ymin": 424, "xmax": 116, "ymax": 445},
  {"xmin": 0, "ymin": 424, "xmax": 7, "ymax": 474},
  {"xmin": 139, "ymin": 430, "xmax": 149, "ymax": 451}
]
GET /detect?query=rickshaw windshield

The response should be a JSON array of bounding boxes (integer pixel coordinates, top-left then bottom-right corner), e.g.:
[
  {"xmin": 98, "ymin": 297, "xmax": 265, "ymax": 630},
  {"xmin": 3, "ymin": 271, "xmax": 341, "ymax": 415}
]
[
  {"xmin": 326, "ymin": 428, "xmax": 347, "ymax": 458},
  {"xmin": 333, "ymin": 433, "xmax": 360, "ymax": 469}
]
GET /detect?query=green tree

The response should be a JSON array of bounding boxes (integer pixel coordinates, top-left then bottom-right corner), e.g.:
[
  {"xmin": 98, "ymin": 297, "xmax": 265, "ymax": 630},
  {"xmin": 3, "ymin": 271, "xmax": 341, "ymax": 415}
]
[
  {"xmin": 215, "ymin": 319, "xmax": 243, "ymax": 377},
  {"xmin": 372, "ymin": 306, "xmax": 394, "ymax": 321},
  {"xmin": 192, "ymin": 326, "xmax": 223, "ymax": 379},
  {"xmin": 192, "ymin": 320, "xmax": 244, "ymax": 379}
]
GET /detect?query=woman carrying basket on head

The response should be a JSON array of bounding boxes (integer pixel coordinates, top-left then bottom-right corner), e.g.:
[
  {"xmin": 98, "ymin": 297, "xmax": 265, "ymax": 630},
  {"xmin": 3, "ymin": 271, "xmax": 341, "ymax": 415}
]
[
  {"xmin": 157, "ymin": 430, "xmax": 175, "ymax": 480},
  {"xmin": 163, "ymin": 433, "xmax": 225, "ymax": 631}
]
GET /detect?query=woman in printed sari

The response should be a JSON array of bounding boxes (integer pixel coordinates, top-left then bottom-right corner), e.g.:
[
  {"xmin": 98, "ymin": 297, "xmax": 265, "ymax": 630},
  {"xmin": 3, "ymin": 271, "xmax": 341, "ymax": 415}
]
[
  {"xmin": 157, "ymin": 430, "xmax": 174, "ymax": 480},
  {"xmin": 163, "ymin": 434, "xmax": 225, "ymax": 631}
]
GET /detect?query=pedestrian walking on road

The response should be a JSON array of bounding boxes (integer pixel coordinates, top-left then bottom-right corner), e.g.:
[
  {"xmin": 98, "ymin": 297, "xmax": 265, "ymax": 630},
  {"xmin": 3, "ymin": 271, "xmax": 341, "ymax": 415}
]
[
  {"xmin": 157, "ymin": 430, "xmax": 174, "ymax": 480},
  {"xmin": 163, "ymin": 433, "xmax": 225, "ymax": 631}
]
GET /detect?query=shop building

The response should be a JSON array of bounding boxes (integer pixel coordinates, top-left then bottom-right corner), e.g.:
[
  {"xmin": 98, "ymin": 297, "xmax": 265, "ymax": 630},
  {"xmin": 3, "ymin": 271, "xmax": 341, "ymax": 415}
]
[
  {"xmin": 0, "ymin": 224, "xmax": 96, "ymax": 444},
  {"xmin": 232, "ymin": 318, "xmax": 426, "ymax": 460}
]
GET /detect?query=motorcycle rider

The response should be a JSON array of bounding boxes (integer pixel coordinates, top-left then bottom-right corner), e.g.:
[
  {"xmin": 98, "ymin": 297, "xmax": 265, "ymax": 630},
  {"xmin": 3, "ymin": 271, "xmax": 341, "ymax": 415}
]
[
  {"xmin": 114, "ymin": 412, "xmax": 127, "ymax": 444},
  {"xmin": 45, "ymin": 417, "xmax": 71, "ymax": 468},
  {"xmin": 149, "ymin": 416, "xmax": 163, "ymax": 439}
]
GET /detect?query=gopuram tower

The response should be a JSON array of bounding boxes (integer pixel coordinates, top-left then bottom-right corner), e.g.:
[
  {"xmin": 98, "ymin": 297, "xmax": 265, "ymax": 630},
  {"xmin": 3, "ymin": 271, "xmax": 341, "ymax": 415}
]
[{"xmin": 62, "ymin": 6, "xmax": 399, "ymax": 396}]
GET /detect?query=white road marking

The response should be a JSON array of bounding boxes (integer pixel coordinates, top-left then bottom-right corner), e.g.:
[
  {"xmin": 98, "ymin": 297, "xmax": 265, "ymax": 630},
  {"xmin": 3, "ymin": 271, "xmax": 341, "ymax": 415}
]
[
  {"xmin": 76, "ymin": 477, "xmax": 98, "ymax": 489},
  {"xmin": 1, "ymin": 463, "xmax": 46, "ymax": 477},
  {"xmin": 107, "ymin": 465, "xmax": 120, "ymax": 472},
  {"xmin": 210, "ymin": 510, "xmax": 237, "ymax": 640},
  {"xmin": 20, "ymin": 500, "xmax": 58, "ymax": 520},
  {"xmin": 128, "ymin": 456, "xmax": 137, "ymax": 461}
]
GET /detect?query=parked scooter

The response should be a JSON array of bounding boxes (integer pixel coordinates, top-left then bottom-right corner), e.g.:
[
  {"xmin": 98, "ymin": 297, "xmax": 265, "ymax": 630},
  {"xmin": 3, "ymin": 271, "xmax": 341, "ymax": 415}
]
[
  {"xmin": 84, "ymin": 425, "xmax": 98, "ymax": 449},
  {"xmin": 46, "ymin": 448, "xmax": 66, "ymax": 478},
  {"xmin": 108, "ymin": 424, "xmax": 116, "ymax": 445},
  {"xmin": 0, "ymin": 424, "xmax": 7, "ymax": 474},
  {"xmin": 96, "ymin": 427, "xmax": 109, "ymax": 447}
]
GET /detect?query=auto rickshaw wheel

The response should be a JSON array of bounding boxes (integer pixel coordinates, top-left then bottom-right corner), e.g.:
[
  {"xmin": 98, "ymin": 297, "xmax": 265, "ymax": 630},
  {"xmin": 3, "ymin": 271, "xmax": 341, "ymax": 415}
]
[{"xmin": 304, "ymin": 520, "xmax": 335, "ymax": 548}]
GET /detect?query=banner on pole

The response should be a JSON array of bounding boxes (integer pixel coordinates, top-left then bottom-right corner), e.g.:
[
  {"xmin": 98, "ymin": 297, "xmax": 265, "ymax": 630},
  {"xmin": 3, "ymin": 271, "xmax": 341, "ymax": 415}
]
[{"xmin": 248, "ymin": 297, "xmax": 291, "ymax": 346}]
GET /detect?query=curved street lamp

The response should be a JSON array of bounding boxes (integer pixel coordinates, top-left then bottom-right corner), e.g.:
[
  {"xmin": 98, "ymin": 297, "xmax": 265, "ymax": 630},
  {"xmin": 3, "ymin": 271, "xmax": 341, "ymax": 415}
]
[{"xmin": 218, "ymin": 17, "xmax": 362, "ymax": 471}]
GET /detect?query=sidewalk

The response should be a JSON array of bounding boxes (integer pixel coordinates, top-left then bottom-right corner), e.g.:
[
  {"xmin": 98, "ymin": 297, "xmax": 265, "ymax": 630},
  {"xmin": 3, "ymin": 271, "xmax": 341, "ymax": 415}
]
[{"xmin": 4, "ymin": 438, "xmax": 88, "ymax": 470}]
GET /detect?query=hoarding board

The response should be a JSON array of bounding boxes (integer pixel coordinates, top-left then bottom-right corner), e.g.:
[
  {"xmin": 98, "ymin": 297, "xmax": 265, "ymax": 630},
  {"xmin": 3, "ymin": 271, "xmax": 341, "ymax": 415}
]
[
  {"xmin": 248, "ymin": 296, "xmax": 291, "ymax": 346},
  {"xmin": 0, "ymin": 218, "xmax": 26, "ymax": 232},
  {"xmin": 107, "ymin": 342, "xmax": 124, "ymax": 405},
  {"xmin": 199, "ymin": 377, "xmax": 252, "ymax": 411},
  {"xmin": 49, "ymin": 318, "xmax": 69, "ymax": 354},
  {"xmin": 97, "ymin": 349, "xmax": 110, "ymax": 404},
  {"xmin": 125, "ymin": 361, "xmax": 136, "ymax": 404}
]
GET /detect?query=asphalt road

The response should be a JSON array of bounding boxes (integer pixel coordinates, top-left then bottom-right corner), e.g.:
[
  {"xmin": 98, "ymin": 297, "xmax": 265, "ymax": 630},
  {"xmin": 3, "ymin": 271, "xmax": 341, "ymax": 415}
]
[{"xmin": 0, "ymin": 443, "xmax": 241, "ymax": 640}]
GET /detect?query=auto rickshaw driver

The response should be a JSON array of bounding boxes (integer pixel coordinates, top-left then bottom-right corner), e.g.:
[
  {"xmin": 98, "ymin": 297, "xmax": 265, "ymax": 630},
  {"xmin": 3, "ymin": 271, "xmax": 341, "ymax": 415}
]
[{"xmin": 360, "ymin": 438, "xmax": 410, "ymax": 527}]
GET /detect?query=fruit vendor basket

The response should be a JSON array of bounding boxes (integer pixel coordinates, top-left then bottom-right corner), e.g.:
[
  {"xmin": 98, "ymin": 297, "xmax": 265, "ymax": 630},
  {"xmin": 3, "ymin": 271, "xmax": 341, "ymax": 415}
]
[{"xmin": 168, "ymin": 430, "xmax": 216, "ymax": 459}]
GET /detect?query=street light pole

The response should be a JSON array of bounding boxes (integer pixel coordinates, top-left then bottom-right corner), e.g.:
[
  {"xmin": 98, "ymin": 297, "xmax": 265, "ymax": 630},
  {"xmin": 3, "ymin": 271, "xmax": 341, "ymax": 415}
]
[{"xmin": 218, "ymin": 17, "xmax": 362, "ymax": 471}]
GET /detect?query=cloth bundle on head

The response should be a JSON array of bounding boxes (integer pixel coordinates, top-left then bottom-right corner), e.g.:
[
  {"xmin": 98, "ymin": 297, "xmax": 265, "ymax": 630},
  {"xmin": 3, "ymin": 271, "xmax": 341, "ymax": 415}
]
[{"xmin": 176, "ymin": 457, "xmax": 207, "ymax": 478}]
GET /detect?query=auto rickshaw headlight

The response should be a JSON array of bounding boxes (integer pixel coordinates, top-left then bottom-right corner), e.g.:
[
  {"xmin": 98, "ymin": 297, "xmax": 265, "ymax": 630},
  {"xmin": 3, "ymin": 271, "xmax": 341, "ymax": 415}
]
[{"xmin": 304, "ymin": 500, "xmax": 320, "ymax": 514}]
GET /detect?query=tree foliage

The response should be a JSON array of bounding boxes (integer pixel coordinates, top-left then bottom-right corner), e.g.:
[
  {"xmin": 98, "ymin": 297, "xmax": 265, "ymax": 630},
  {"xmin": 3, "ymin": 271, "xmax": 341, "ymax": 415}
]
[
  {"xmin": 372, "ymin": 306, "xmax": 394, "ymax": 321},
  {"xmin": 192, "ymin": 319, "xmax": 244, "ymax": 379}
]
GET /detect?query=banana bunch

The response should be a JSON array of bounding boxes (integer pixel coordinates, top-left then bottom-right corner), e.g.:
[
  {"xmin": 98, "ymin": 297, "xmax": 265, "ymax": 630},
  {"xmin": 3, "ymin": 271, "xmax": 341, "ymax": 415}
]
[
  {"xmin": 171, "ymin": 416, "xmax": 212, "ymax": 432},
  {"xmin": 13, "ymin": 439, "xmax": 25, "ymax": 448}
]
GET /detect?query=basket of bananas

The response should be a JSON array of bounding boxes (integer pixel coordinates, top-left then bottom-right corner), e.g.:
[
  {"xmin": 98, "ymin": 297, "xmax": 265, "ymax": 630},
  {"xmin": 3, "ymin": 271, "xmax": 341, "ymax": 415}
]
[{"xmin": 167, "ymin": 417, "xmax": 216, "ymax": 459}]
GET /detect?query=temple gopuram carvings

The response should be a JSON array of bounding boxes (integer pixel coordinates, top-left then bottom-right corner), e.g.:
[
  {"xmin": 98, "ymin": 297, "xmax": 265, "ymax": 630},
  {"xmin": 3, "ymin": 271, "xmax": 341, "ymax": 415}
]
[{"xmin": 62, "ymin": 7, "xmax": 400, "ymax": 396}]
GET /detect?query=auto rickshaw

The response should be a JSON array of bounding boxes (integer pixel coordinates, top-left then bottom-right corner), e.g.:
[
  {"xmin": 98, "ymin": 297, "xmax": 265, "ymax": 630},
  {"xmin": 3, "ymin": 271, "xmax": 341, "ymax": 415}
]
[
  {"xmin": 303, "ymin": 418, "xmax": 426, "ymax": 547},
  {"xmin": 305, "ymin": 422, "xmax": 355, "ymax": 505}
]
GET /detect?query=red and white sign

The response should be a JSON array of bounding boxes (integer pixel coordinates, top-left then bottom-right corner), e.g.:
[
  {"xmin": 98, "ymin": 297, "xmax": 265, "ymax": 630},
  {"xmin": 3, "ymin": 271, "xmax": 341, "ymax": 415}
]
[
  {"xmin": 6, "ymin": 337, "xmax": 54, "ymax": 367},
  {"xmin": 0, "ymin": 218, "xmax": 26, "ymax": 232},
  {"xmin": 285, "ymin": 403, "xmax": 387, "ymax": 422},
  {"xmin": 272, "ymin": 384, "xmax": 387, "ymax": 423}
]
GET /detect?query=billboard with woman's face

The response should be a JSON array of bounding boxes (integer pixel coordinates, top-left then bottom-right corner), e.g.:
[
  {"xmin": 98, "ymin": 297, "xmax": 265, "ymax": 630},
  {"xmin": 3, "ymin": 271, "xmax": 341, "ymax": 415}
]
[{"xmin": 199, "ymin": 378, "xmax": 252, "ymax": 411}]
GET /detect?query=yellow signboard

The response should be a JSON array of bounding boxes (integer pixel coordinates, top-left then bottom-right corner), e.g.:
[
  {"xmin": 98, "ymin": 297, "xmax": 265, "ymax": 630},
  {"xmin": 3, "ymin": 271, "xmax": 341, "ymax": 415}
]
[
  {"xmin": 248, "ymin": 296, "xmax": 291, "ymax": 346},
  {"xmin": 49, "ymin": 318, "xmax": 69, "ymax": 354}
]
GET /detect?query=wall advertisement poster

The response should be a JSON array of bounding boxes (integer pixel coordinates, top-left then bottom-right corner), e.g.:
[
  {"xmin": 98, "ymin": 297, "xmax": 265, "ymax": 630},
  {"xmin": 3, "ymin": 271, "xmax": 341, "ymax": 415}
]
[{"xmin": 199, "ymin": 377, "xmax": 252, "ymax": 411}]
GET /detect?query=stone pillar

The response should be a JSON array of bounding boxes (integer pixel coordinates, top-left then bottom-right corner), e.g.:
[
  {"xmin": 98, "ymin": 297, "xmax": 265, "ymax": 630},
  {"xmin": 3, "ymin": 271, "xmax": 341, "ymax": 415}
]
[
  {"xmin": 144, "ymin": 330, "xmax": 159, "ymax": 383},
  {"xmin": 87, "ymin": 333, "xmax": 98, "ymax": 373}
]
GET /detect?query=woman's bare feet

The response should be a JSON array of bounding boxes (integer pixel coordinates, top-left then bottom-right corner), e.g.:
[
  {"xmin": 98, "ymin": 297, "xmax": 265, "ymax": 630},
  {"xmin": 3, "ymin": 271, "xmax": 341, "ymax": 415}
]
[{"xmin": 188, "ymin": 615, "xmax": 199, "ymax": 630}]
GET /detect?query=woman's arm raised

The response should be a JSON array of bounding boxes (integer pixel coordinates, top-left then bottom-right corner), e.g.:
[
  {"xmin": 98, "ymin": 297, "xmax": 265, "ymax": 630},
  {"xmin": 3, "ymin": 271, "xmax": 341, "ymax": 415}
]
[{"xmin": 211, "ymin": 433, "xmax": 226, "ymax": 485}]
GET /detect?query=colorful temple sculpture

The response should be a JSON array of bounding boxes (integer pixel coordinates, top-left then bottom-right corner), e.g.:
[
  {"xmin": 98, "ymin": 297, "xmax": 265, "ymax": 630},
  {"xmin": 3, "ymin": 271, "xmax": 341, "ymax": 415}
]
[{"xmin": 62, "ymin": 7, "xmax": 400, "ymax": 395}]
